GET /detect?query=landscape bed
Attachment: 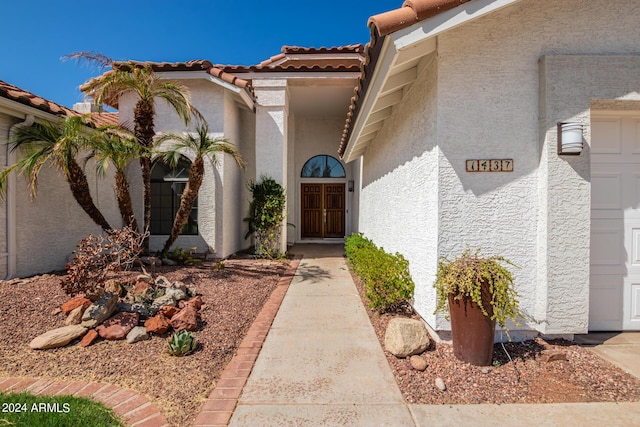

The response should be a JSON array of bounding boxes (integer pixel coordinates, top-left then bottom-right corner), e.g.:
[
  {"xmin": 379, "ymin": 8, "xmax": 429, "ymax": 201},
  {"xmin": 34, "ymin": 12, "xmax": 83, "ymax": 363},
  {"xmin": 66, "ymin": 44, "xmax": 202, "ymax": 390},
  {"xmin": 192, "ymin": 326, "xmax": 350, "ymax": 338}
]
[{"xmin": 0, "ymin": 257, "xmax": 289, "ymax": 426}]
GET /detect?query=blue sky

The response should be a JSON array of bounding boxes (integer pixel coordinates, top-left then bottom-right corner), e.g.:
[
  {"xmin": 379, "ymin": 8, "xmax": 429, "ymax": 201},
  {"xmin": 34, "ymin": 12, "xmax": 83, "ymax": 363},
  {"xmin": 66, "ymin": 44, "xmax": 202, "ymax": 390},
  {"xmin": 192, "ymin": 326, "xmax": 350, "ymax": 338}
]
[{"xmin": 2, "ymin": 0, "xmax": 399, "ymax": 109}]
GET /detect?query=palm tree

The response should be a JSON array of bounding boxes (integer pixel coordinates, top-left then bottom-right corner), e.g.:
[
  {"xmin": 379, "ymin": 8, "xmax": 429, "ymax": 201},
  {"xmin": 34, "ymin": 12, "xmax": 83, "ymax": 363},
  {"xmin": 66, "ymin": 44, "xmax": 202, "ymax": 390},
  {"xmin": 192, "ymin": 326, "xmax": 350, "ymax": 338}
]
[
  {"xmin": 86, "ymin": 126, "xmax": 145, "ymax": 232},
  {"xmin": 155, "ymin": 122, "xmax": 245, "ymax": 254},
  {"xmin": 0, "ymin": 115, "xmax": 112, "ymax": 230},
  {"xmin": 68, "ymin": 52, "xmax": 198, "ymax": 243}
]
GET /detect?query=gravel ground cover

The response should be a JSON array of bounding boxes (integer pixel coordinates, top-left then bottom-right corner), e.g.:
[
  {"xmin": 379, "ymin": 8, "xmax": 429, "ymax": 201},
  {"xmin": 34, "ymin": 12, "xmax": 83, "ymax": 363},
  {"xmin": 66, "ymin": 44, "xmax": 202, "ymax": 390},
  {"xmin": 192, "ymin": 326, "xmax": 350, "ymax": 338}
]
[
  {"xmin": 0, "ymin": 257, "xmax": 289, "ymax": 426},
  {"xmin": 351, "ymin": 266, "xmax": 640, "ymax": 404}
]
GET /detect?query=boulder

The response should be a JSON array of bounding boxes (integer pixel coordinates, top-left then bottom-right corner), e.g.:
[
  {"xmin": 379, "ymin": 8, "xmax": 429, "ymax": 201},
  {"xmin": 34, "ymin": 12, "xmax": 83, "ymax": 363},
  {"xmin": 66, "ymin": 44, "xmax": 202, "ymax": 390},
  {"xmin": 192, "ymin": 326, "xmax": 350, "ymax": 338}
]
[
  {"xmin": 61, "ymin": 297, "xmax": 92, "ymax": 315},
  {"xmin": 150, "ymin": 295, "xmax": 176, "ymax": 315},
  {"xmin": 103, "ymin": 279, "xmax": 124, "ymax": 297},
  {"xmin": 172, "ymin": 281, "xmax": 188, "ymax": 294},
  {"xmin": 159, "ymin": 306, "xmax": 180, "ymax": 319},
  {"xmin": 165, "ymin": 287, "xmax": 187, "ymax": 301},
  {"xmin": 145, "ymin": 314, "xmax": 171, "ymax": 334},
  {"xmin": 80, "ymin": 329, "xmax": 99, "ymax": 347},
  {"xmin": 96, "ymin": 312, "xmax": 139, "ymax": 340},
  {"xmin": 64, "ymin": 305, "xmax": 84, "ymax": 326},
  {"xmin": 81, "ymin": 292, "xmax": 119, "ymax": 328},
  {"xmin": 185, "ymin": 296, "xmax": 203, "ymax": 310},
  {"xmin": 126, "ymin": 326, "xmax": 150, "ymax": 344},
  {"xmin": 155, "ymin": 276, "xmax": 172, "ymax": 288},
  {"xmin": 170, "ymin": 305, "xmax": 199, "ymax": 332},
  {"xmin": 162, "ymin": 258, "xmax": 177, "ymax": 266},
  {"xmin": 117, "ymin": 302, "xmax": 150, "ymax": 318},
  {"xmin": 384, "ymin": 318, "xmax": 429, "ymax": 358},
  {"xmin": 29, "ymin": 325, "xmax": 88, "ymax": 350}
]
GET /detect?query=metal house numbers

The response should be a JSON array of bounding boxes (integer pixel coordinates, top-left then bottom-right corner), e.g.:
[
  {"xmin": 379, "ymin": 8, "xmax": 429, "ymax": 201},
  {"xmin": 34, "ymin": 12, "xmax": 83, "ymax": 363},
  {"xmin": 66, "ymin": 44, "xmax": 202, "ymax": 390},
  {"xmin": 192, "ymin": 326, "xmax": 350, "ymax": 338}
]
[{"xmin": 466, "ymin": 159, "xmax": 514, "ymax": 173}]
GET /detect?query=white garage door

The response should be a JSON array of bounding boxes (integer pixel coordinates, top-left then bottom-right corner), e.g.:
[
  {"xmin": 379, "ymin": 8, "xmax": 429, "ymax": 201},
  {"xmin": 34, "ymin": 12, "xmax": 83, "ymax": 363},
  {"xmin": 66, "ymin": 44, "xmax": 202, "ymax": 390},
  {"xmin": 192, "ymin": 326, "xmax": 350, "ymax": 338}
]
[{"xmin": 590, "ymin": 112, "xmax": 640, "ymax": 331}]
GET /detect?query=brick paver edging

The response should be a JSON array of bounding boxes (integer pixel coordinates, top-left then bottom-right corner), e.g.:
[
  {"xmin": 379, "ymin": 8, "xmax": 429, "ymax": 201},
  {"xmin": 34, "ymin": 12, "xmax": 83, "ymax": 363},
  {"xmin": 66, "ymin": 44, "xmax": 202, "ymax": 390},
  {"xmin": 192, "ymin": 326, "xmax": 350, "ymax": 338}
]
[
  {"xmin": 0, "ymin": 376, "xmax": 169, "ymax": 426},
  {"xmin": 192, "ymin": 254, "xmax": 303, "ymax": 427}
]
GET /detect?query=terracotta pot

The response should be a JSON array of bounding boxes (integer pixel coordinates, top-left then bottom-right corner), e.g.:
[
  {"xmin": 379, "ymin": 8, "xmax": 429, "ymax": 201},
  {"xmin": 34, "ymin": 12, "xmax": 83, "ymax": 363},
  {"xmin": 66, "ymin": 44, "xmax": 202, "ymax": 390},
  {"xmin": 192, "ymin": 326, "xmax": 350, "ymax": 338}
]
[{"xmin": 448, "ymin": 282, "xmax": 496, "ymax": 366}]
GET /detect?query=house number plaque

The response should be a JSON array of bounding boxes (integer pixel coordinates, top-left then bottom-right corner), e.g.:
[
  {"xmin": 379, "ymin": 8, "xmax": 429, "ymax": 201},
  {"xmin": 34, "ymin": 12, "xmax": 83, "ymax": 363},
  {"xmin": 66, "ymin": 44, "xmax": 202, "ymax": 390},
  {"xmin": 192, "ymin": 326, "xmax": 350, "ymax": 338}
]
[{"xmin": 466, "ymin": 159, "xmax": 514, "ymax": 173}]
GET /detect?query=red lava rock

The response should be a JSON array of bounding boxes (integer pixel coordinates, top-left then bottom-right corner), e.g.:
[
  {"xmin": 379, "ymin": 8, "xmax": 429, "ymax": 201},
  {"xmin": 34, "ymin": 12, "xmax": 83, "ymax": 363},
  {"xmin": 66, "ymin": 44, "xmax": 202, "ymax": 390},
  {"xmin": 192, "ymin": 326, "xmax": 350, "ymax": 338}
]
[
  {"xmin": 159, "ymin": 306, "xmax": 180, "ymax": 319},
  {"xmin": 133, "ymin": 281, "xmax": 152, "ymax": 295},
  {"xmin": 145, "ymin": 314, "xmax": 171, "ymax": 334},
  {"xmin": 185, "ymin": 296, "xmax": 203, "ymax": 310},
  {"xmin": 96, "ymin": 312, "xmax": 139, "ymax": 340},
  {"xmin": 178, "ymin": 300, "xmax": 186, "ymax": 309},
  {"xmin": 61, "ymin": 297, "xmax": 92, "ymax": 315},
  {"xmin": 80, "ymin": 329, "xmax": 99, "ymax": 347},
  {"xmin": 170, "ymin": 305, "xmax": 200, "ymax": 332}
]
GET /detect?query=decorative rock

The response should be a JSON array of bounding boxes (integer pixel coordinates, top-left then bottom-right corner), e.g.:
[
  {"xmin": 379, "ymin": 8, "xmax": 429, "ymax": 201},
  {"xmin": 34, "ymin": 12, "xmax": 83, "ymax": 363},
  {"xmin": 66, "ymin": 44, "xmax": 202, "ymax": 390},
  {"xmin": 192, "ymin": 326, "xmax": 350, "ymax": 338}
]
[
  {"xmin": 80, "ymin": 329, "xmax": 99, "ymax": 347},
  {"xmin": 61, "ymin": 297, "xmax": 92, "ymax": 315},
  {"xmin": 172, "ymin": 281, "xmax": 188, "ymax": 294},
  {"xmin": 159, "ymin": 306, "xmax": 180, "ymax": 319},
  {"xmin": 126, "ymin": 326, "xmax": 150, "ymax": 343},
  {"xmin": 186, "ymin": 285, "xmax": 197, "ymax": 298},
  {"xmin": 96, "ymin": 312, "xmax": 139, "ymax": 340},
  {"xmin": 165, "ymin": 287, "xmax": 187, "ymax": 301},
  {"xmin": 103, "ymin": 279, "xmax": 124, "ymax": 297},
  {"xmin": 117, "ymin": 302, "xmax": 150, "ymax": 318},
  {"xmin": 435, "ymin": 377, "xmax": 446, "ymax": 391},
  {"xmin": 136, "ymin": 274, "xmax": 154, "ymax": 284},
  {"xmin": 29, "ymin": 325, "xmax": 88, "ymax": 350},
  {"xmin": 410, "ymin": 355, "xmax": 428, "ymax": 371},
  {"xmin": 185, "ymin": 296, "xmax": 203, "ymax": 310},
  {"xmin": 133, "ymin": 281, "xmax": 152, "ymax": 296},
  {"xmin": 145, "ymin": 314, "xmax": 171, "ymax": 334},
  {"xmin": 150, "ymin": 295, "xmax": 176, "ymax": 315},
  {"xmin": 384, "ymin": 318, "xmax": 429, "ymax": 358},
  {"xmin": 81, "ymin": 292, "xmax": 118, "ymax": 327},
  {"xmin": 170, "ymin": 305, "xmax": 199, "ymax": 332},
  {"xmin": 51, "ymin": 308, "xmax": 62, "ymax": 316},
  {"xmin": 541, "ymin": 351, "xmax": 568, "ymax": 363},
  {"xmin": 64, "ymin": 305, "xmax": 84, "ymax": 326},
  {"xmin": 162, "ymin": 258, "xmax": 177, "ymax": 266},
  {"xmin": 155, "ymin": 276, "xmax": 172, "ymax": 288},
  {"xmin": 481, "ymin": 367, "xmax": 490, "ymax": 374}
]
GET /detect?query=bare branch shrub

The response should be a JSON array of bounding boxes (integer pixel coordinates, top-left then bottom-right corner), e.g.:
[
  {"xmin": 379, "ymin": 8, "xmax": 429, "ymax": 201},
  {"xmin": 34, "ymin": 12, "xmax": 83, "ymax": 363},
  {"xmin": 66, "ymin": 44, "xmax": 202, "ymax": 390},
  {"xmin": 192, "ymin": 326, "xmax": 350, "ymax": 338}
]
[{"xmin": 61, "ymin": 227, "xmax": 148, "ymax": 297}]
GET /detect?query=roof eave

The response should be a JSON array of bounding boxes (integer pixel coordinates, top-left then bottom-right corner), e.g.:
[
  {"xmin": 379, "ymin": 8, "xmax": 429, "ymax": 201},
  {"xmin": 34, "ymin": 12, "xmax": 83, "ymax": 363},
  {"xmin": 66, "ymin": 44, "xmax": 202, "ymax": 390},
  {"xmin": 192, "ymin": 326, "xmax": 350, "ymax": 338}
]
[{"xmin": 341, "ymin": 0, "xmax": 522, "ymax": 162}]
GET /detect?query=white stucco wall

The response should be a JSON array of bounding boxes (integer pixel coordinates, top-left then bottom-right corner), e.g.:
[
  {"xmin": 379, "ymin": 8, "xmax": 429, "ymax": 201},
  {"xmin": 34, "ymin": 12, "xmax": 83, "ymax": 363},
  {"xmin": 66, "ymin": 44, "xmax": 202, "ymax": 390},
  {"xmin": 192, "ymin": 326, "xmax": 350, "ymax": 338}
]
[
  {"xmin": 358, "ymin": 0, "xmax": 640, "ymax": 338},
  {"xmin": 359, "ymin": 55, "xmax": 440, "ymax": 325}
]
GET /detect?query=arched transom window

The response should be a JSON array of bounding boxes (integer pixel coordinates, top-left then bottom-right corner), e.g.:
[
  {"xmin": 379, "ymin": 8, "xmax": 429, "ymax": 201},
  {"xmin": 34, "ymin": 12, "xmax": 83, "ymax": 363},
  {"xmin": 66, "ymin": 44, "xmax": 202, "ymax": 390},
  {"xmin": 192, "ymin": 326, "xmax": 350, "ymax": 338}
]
[{"xmin": 301, "ymin": 155, "xmax": 346, "ymax": 178}]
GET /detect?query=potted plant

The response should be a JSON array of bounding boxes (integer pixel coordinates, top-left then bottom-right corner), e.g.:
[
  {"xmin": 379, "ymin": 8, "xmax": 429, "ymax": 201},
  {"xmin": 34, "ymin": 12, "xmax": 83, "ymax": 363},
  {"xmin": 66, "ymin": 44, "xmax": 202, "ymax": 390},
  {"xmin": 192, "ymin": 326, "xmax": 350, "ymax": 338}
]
[{"xmin": 433, "ymin": 249, "xmax": 520, "ymax": 366}]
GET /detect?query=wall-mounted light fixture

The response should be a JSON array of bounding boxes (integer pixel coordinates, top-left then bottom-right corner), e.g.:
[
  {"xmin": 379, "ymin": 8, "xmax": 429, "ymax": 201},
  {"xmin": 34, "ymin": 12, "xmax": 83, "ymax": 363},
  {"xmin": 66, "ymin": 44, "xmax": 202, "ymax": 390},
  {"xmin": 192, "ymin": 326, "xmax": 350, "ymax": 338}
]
[
  {"xmin": 348, "ymin": 180, "xmax": 355, "ymax": 192},
  {"xmin": 557, "ymin": 122, "xmax": 584, "ymax": 155}
]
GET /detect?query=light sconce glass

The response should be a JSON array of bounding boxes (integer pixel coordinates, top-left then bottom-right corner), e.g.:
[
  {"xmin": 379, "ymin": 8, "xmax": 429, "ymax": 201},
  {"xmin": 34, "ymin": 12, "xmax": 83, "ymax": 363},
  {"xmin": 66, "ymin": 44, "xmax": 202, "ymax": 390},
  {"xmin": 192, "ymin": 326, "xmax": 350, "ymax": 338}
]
[
  {"xmin": 348, "ymin": 180, "xmax": 355, "ymax": 192},
  {"xmin": 557, "ymin": 122, "xmax": 584, "ymax": 155}
]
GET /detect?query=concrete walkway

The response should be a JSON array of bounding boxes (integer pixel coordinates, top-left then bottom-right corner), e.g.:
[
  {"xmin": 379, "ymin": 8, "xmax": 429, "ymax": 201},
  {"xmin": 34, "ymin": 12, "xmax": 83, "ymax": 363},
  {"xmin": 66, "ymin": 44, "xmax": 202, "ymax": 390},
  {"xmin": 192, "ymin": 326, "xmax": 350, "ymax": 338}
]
[{"xmin": 230, "ymin": 244, "xmax": 640, "ymax": 427}]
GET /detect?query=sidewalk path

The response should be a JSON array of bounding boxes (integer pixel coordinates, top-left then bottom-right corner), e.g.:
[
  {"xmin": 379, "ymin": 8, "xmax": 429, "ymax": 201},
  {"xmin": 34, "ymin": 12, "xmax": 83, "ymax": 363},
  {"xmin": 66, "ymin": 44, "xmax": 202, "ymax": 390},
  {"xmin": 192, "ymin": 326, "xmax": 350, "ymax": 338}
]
[{"xmin": 229, "ymin": 244, "xmax": 415, "ymax": 426}]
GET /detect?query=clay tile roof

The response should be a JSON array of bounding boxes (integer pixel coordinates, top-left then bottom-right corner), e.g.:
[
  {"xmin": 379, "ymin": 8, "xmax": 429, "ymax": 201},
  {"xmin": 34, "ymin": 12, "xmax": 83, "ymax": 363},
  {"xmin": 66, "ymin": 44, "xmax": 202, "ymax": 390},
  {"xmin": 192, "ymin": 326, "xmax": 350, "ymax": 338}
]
[
  {"xmin": 0, "ymin": 79, "xmax": 71, "ymax": 116},
  {"xmin": 339, "ymin": 1, "xmax": 472, "ymax": 157},
  {"xmin": 218, "ymin": 44, "xmax": 365, "ymax": 73},
  {"xmin": 369, "ymin": 0, "xmax": 473, "ymax": 36},
  {"xmin": 88, "ymin": 112, "xmax": 120, "ymax": 127}
]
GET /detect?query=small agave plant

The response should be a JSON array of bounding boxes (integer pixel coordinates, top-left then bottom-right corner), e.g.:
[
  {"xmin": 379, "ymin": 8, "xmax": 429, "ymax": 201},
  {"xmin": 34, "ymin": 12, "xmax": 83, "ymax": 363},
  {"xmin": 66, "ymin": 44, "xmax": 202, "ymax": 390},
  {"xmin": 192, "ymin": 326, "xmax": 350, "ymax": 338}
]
[{"xmin": 167, "ymin": 330, "xmax": 197, "ymax": 356}]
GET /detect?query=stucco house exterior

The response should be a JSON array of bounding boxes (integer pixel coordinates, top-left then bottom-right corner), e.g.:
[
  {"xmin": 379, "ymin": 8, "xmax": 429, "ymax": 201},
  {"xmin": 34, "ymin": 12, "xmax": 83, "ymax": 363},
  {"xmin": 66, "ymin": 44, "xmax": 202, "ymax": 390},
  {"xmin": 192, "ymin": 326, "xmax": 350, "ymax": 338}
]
[
  {"xmin": 339, "ymin": 0, "xmax": 640, "ymax": 338},
  {"xmin": 4, "ymin": 0, "xmax": 640, "ymax": 340}
]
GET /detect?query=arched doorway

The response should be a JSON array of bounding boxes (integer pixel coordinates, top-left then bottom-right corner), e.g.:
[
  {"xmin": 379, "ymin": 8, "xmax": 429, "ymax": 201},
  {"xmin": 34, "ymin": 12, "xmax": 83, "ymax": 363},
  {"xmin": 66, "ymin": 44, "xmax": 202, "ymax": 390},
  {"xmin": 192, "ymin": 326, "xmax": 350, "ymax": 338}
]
[{"xmin": 300, "ymin": 155, "xmax": 346, "ymax": 238}]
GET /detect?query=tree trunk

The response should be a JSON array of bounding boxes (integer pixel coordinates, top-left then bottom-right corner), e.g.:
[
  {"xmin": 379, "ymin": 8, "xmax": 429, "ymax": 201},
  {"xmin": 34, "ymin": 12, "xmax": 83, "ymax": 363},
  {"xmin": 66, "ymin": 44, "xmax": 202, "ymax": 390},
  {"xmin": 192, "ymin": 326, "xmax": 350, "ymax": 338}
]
[
  {"xmin": 134, "ymin": 99, "xmax": 156, "ymax": 248},
  {"xmin": 162, "ymin": 157, "xmax": 204, "ymax": 254},
  {"xmin": 66, "ymin": 159, "xmax": 111, "ymax": 231},
  {"xmin": 114, "ymin": 169, "xmax": 138, "ymax": 232}
]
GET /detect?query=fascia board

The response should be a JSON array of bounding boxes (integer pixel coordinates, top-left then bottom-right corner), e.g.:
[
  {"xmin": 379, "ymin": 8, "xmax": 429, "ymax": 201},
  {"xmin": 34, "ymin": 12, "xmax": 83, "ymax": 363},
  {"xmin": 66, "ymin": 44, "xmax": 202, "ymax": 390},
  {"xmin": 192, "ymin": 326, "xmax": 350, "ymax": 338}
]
[{"xmin": 0, "ymin": 97, "xmax": 64, "ymax": 122}]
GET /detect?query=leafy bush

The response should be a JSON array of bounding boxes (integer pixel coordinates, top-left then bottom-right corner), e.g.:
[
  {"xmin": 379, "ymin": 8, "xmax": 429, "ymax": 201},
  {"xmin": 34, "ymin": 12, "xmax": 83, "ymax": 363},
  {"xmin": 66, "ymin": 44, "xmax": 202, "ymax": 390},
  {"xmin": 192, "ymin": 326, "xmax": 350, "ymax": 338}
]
[
  {"xmin": 244, "ymin": 176, "xmax": 286, "ymax": 259},
  {"xmin": 164, "ymin": 246, "xmax": 201, "ymax": 266},
  {"xmin": 345, "ymin": 233, "xmax": 415, "ymax": 312},
  {"xmin": 61, "ymin": 227, "xmax": 147, "ymax": 298}
]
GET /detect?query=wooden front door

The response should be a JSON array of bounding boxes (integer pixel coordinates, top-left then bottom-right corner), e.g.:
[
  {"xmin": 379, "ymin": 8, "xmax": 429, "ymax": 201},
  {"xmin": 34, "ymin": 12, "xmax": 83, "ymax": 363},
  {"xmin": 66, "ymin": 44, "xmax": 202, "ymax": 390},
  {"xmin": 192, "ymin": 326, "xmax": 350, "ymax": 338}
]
[{"xmin": 301, "ymin": 183, "xmax": 345, "ymax": 238}]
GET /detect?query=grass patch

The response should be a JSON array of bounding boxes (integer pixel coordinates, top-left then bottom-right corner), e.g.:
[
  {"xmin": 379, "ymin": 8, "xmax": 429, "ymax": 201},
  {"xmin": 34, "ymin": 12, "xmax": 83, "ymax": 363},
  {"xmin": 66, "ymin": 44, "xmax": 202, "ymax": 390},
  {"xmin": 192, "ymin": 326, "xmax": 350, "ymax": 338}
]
[{"xmin": 0, "ymin": 391, "xmax": 125, "ymax": 427}]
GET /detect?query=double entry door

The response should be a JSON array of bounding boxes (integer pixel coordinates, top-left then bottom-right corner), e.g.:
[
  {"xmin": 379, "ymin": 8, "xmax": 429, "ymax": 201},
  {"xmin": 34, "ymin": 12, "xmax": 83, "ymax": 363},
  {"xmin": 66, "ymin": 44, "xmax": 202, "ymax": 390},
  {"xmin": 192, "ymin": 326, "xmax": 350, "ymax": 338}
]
[{"xmin": 301, "ymin": 183, "xmax": 345, "ymax": 238}]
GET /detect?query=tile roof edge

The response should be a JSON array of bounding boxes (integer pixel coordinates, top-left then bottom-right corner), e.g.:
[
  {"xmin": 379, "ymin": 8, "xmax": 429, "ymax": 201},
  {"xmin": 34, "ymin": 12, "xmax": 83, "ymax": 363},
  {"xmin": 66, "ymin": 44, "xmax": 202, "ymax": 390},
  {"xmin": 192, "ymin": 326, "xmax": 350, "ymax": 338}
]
[{"xmin": 0, "ymin": 79, "xmax": 73, "ymax": 117}]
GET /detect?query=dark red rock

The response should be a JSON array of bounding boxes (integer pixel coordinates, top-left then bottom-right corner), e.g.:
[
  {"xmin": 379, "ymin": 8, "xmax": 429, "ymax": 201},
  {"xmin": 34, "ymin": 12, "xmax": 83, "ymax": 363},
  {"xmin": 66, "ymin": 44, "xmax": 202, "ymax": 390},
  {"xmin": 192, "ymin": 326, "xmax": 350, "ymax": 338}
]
[
  {"xmin": 144, "ymin": 314, "xmax": 171, "ymax": 334},
  {"xmin": 96, "ymin": 312, "xmax": 139, "ymax": 340},
  {"xmin": 133, "ymin": 281, "xmax": 152, "ymax": 295},
  {"xmin": 61, "ymin": 297, "xmax": 92, "ymax": 315},
  {"xmin": 185, "ymin": 296, "xmax": 203, "ymax": 310},
  {"xmin": 170, "ymin": 305, "xmax": 199, "ymax": 332},
  {"xmin": 159, "ymin": 306, "xmax": 180, "ymax": 319}
]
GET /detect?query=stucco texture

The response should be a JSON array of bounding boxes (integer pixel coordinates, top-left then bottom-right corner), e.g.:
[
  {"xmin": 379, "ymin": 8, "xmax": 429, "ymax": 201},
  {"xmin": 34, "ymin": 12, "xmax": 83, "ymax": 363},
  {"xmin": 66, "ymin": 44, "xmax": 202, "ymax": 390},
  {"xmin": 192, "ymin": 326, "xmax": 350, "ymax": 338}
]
[{"xmin": 357, "ymin": 0, "xmax": 640, "ymax": 337}]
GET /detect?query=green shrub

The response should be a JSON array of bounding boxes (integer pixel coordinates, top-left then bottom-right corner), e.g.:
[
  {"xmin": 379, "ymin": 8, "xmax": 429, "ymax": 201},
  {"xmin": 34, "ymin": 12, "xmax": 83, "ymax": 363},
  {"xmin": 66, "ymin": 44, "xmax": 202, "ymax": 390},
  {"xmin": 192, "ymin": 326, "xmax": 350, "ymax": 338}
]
[
  {"xmin": 244, "ymin": 176, "xmax": 287, "ymax": 259},
  {"xmin": 345, "ymin": 233, "xmax": 415, "ymax": 312}
]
